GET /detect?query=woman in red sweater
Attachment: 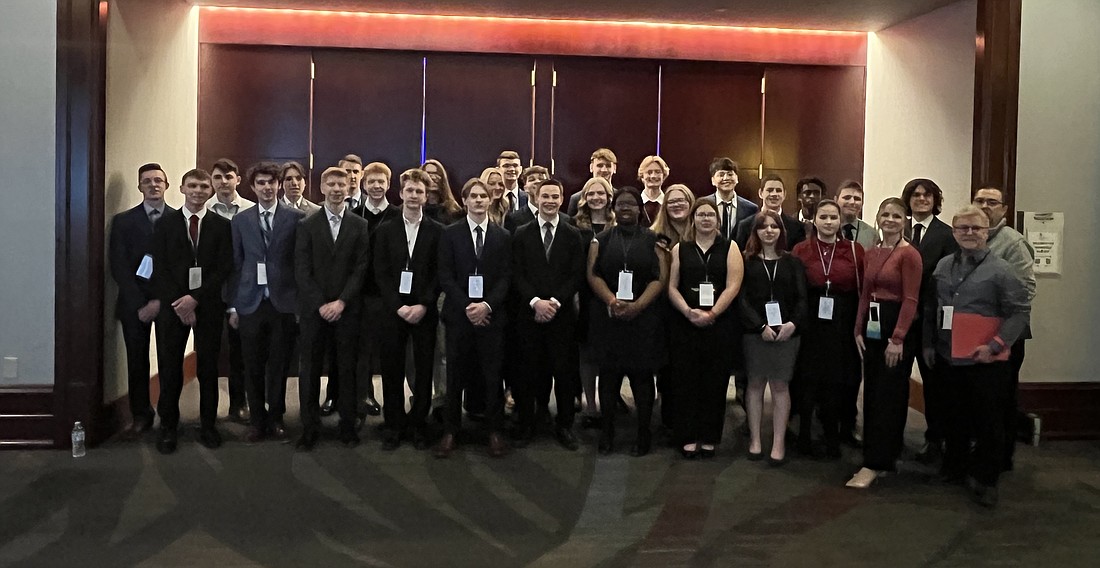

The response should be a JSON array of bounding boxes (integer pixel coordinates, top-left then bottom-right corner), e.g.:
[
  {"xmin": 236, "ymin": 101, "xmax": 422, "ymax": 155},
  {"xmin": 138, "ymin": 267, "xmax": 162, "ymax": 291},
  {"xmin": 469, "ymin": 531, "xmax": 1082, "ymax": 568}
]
[{"xmin": 847, "ymin": 197, "xmax": 922, "ymax": 489}]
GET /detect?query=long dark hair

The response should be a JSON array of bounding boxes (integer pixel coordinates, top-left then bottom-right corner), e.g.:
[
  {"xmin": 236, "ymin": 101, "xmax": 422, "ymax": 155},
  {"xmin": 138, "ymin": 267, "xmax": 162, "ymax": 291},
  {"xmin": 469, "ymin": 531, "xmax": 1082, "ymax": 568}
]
[{"xmin": 743, "ymin": 210, "xmax": 788, "ymax": 259}]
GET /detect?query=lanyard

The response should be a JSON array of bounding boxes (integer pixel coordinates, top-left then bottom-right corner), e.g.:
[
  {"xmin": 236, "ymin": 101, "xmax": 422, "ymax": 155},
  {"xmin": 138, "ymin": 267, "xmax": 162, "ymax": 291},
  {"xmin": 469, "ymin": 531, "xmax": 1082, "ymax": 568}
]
[
  {"xmin": 817, "ymin": 238, "xmax": 837, "ymax": 295},
  {"xmin": 762, "ymin": 257, "xmax": 779, "ymax": 301},
  {"xmin": 869, "ymin": 240, "xmax": 900, "ymax": 302},
  {"xmin": 617, "ymin": 228, "xmax": 637, "ymax": 271},
  {"xmin": 693, "ymin": 242, "xmax": 716, "ymax": 283}
]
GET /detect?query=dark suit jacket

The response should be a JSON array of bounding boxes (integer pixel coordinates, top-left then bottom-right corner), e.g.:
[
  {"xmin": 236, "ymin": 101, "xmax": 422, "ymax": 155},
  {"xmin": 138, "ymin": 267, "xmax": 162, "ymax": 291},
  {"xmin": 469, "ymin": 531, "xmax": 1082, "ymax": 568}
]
[
  {"xmin": 151, "ymin": 208, "xmax": 233, "ymax": 318},
  {"xmin": 734, "ymin": 211, "xmax": 807, "ymax": 251},
  {"xmin": 438, "ymin": 219, "xmax": 512, "ymax": 328},
  {"xmin": 510, "ymin": 218, "xmax": 586, "ymax": 326},
  {"xmin": 294, "ymin": 207, "xmax": 371, "ymax": 316},
  {"xmin": 504, "ymin": 208, "xmax": 574, "ymax": 234},
  {"xmin": 909, "ymin": 216, "xmax": 959, "ymax": 283},
  {"xmin": 228, "ymin": 202, "xmax": 305, "ymax": 315},
  {"xmin": 350, "ymin": 202, "xmax": 400, "ymax": 297},
  {"xmin": 504, "ymin": 187, "xmax": 529, "ymax": 213},
  {"xmin": 109, "ymin": 203, "xmax": 177, "ymax": 319},
  {"xmin": 373, "ymin": 215, "xmax": 443, "ymax": 316},
  {"xmin": 699, "ymin": 193, "xmax": 759, "ymax": 238}
]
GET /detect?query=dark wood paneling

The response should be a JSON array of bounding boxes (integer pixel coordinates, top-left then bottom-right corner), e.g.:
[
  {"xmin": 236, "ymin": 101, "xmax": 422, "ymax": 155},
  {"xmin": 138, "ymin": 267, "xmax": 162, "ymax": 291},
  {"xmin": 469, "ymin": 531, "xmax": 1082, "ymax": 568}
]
[
  {"xmin": 552, "ymin": 58, "xmax": 660, "ymax": 198},
  {"xmin": 0, "ymin": 386, "xmax": 54, "ymax": 415},
  {"xmin": 972, "ymin": 0, "xmax": 1021, "ymax": 225},
  {"xmin": 424, "ymin": 53, "xmax": 534, "ymax": 188},
  {"xmin": 312, "ymin": 49, "xmax": 424, "ymax": 200},
  {"xmin": 659, "ymin": 61, "xmax": 764, "ymax": 199},
  {"xmin": 198, "ymin": 44, "xmax": 311, "ymax": 200},
  {"xmin": 1019, "ymin": 383, "xmax": 1100, "ymax": 440},
  {"xmin": 762, "ymin": 65, "xmax": 866, "ymax": 211}
]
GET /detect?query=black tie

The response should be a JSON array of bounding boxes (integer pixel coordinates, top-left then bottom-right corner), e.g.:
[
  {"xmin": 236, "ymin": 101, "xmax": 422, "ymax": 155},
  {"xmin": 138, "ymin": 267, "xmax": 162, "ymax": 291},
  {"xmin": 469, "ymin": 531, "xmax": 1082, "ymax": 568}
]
[
  {"xmin": 843, "ymin": 224, "xmax": 855, "ymax": 241},
  {"xmin": 912, "ymin": 224, "xmax": 924, "ymax": 247},
  {"xmin": 261, "ymin": 211, "xmax": 272, "ymax": 249},
  {"xmin": 722, "ymin": 202, "xmax": 733, "ymax": 238},
  {"xmin": 543, "ymin": 222, "xmax": 554, "ymax": 259},
  {"xmin": 474, "ymin": 226, "xmax": 484, "ymax": 259},
  {"xmin": 148, "ymin": 209, "xmax": 161, "ymax": 226}
]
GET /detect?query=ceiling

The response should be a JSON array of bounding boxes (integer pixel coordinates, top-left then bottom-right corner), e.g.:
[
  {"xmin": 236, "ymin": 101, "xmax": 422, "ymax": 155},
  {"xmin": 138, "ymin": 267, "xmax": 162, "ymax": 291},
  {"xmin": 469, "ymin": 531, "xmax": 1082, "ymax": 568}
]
[{"xmin": 190, "ymin": 0, "xmax": 963, "ymax": 32}]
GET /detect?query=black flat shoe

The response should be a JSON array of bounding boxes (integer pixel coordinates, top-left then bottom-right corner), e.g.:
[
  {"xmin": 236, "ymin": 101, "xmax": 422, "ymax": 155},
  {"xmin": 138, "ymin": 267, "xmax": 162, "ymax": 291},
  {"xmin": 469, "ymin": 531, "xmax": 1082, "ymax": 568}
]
[
  {"xmin": 156, "ymin": 428, "xmax": 178, "ymax": 455},
  {"xmin": 747, "ymin": 450, "xmax": 764, "ymax": 461},
  {"xmin": 555, "ymin": 428, "xmax": 580, "ymax": 451},
  {"xmin": 198, "ymin": 427, "xmax": 223, "ymax": 449},
  {"xmin": 767, "ymin": 454, "xmax": 788, "ymax": 467},
  {"xmin": 362, "ymin": 396, "xmax": 382, "ymax": 417},
  {"xmin": 296, "ymin": 430, "xmax": 319, "ymax": 451},
  {"xmin": 700, "ymin": 446, "xmax": 716, "ymax": 459},
  {"xmin": 320, "ymin": 399, "xmax": 337, "ymax": 417},
  {"xmin": 580, "ymin": 415, "xmax": 601, "ymax": 430},
  {"xmin": 681, "ymin": 445, "xmax": 700, "ymax": 459}
]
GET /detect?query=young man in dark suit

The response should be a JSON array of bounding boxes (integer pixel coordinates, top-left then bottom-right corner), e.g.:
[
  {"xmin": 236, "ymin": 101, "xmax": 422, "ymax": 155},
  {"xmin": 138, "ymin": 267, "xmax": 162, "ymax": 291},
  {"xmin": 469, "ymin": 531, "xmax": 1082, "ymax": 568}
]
[
  {"xmin": 109, "ymin": 163, "xmax": 175, "ymax": 435},
  {"xmin": 734, "ymin": 174, "xmax": 806, "ymax": 250},
  {"xmin": 294, "ymin": 167, "xmax": 371, "ymax": 450},
  {"xmin": 503, "ymin": 165, "xmax": 549, "ymax": 233},
  {"xmin": 435, "ymin": 178, "xmax": 512, "ymax": 458},
  {"xmin": 510, "ymin": 180, "xmax": 586, "ymax": 451},
  {"xmin": 374, "ymin": 168, "xmax": 443, "ymax": 450},
  {"xmin": 698, "ymin": 157, "xmax": 759, "ymax": 241},
  {"xmin": 903, "ymin": 178, "xmax": 958, "ymax": 464},
  {"xmin": 497, "ymin": 150, "xmax": 527, "ymax": 213},
  {"xmin": 566, "ymin": 148, "xmax": 618, "ymax": 215},
  {"xmin": 227, "ymin": 162, "xmax": 305, "ymax": 444},
  {"xmin": 151, "ymin": 168, "xmax": 233, "ymax": 454}
]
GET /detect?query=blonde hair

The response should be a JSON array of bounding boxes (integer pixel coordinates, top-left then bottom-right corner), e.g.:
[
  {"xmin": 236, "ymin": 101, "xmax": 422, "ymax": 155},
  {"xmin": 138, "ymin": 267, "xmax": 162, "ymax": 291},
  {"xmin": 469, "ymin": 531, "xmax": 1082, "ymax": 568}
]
[
  {"xmin": 575, "ymin": 177, "xmax": 616, "ymax": 231},
  {"xmin": 637, "ymin": 155, "xmax": 670, "ymax": 180},
  {"xmin": 650, "ymin": 184, "xmax": 696, "ymax": 245}
]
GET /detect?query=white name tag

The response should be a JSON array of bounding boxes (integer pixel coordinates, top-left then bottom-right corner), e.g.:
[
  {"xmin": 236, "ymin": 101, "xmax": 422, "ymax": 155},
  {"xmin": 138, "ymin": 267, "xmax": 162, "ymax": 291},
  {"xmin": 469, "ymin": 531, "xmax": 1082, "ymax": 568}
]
[
  {"xmin": 866, "ymin": 301, "xmax": 881, "ymax": 339},
  {"xmin": 941, "ymin": 305, "xmax": 954, "ymax": 330},
  {"xmin": 616, "ymin": 271, "xmax": 634, "ymax": 301},
  {"xmin": 698, "ymin": 282, "xmax": 715, "ymax": 307},
  {"xmin": 818, "ymin": 296, "xmax": 834, "ymax": 320},
  {"xmin": 399, "ymin": 270, "xmax": 414, "ymax": 294},
  {"xmin": 765, "ymin": 301, "xmax": 783, "ymax": 327},
  {"xmin": 188, "ymin": 266, "xmax": 202, "ymax": 290},
  {"xmin": 256, "ymin": 262, "xmax": 268, "ymax": 286},
  {"xmin": 468, "ymin": 275, "xmax": 484, "ymax": 299},
  {"xmin": 136, "ymin": 254, "xmax": 153, "ymax": 280}
]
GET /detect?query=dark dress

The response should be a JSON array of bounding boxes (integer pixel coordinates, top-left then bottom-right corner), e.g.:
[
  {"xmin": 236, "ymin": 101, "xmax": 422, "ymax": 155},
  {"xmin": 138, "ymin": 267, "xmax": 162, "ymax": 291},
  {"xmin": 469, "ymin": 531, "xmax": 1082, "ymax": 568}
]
[
  {"xmin": 670, "ymin": 238, "xmax": 738, "ymax": 445},
  {"xmin": 737, "ymin": 254, "xmax": 808, "ymax": 382}
]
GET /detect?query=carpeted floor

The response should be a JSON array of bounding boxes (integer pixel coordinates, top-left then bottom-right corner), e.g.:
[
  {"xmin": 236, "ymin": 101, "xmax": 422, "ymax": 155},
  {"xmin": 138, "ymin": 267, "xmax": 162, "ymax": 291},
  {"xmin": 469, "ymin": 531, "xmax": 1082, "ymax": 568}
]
[{"xmin": 2, "ymin": 377, "xmax": 1099, "ymax": 567}]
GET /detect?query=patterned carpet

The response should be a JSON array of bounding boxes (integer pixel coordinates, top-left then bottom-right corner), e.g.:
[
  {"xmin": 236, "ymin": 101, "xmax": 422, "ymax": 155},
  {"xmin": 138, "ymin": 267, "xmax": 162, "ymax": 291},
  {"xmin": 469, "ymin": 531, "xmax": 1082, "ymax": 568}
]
[{"xmin": 2, "ymin": 379, "xmax": 1099, "ymax": 567}]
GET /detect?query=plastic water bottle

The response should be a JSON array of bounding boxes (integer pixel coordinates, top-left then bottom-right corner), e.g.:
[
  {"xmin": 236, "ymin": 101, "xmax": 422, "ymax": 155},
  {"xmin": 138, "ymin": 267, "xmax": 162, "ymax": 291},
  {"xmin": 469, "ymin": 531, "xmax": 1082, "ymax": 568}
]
[{"xmin": 72, "ymin": 422, "xmax": 86, "ymax": 458}]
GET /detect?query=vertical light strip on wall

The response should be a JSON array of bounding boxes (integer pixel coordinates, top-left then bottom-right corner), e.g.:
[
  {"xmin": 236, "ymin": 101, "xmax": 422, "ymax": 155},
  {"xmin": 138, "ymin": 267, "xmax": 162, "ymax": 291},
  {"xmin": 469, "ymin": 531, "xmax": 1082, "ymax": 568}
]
[
  {"xmin": 420, "ymin": 56, "xmax": 427, "ymax": 165},
  {"xmin": 550, "ymin": 65, "xmax": 557, "ymax": 175},
  {"xmin": 656, "ymin": 64, "xmax": 663, "ymax": 156},
  {"xmin": 759, "ymin": 73, "xmax": 767, "ymax": 180},
  {"xmin": 308, "ymin": 54, "xmax": 316, "ymax": 186},
  {"xmin": 529, "ymin": 62, "xmax": 537, "ymax": 166}
]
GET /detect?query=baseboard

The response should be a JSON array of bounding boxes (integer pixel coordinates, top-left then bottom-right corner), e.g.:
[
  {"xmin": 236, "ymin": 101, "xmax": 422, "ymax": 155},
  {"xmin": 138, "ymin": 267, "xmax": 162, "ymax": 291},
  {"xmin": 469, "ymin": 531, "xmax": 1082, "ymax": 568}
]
[
  {"xmin": 1018, "ymin": 382, "xmax": 1100, "ymax": 440},
  {"xmin": 0, "ymin": 385, "xmax": 56, "ymax": 449}
]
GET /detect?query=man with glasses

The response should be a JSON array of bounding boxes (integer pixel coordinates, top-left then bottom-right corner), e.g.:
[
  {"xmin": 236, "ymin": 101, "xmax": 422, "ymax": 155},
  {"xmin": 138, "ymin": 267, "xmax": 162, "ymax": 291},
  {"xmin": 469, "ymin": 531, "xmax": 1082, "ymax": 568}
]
[
  {"xmin": 497, "ymin": 151, "xmax": 526, "ymax": 212},
  {"xmin": 973, "ymin": 186, "xmax": 1036, "ymax": 472}
]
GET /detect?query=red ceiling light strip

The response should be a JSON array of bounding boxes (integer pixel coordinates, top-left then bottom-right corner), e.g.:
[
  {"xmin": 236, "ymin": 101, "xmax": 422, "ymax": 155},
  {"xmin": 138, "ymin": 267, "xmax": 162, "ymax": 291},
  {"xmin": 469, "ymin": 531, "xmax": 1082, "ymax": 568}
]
[{"xmin": 199, "ymin": 6, "xmax": 868, "ymax": 66}]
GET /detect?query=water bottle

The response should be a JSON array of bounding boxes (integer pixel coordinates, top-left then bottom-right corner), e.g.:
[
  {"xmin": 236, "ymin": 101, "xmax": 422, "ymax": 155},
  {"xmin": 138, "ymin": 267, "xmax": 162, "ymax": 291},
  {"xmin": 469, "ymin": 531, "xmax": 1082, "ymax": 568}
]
[{"xmin": 72, "ymin": 421, "xmax": 86, "ymax": 458}]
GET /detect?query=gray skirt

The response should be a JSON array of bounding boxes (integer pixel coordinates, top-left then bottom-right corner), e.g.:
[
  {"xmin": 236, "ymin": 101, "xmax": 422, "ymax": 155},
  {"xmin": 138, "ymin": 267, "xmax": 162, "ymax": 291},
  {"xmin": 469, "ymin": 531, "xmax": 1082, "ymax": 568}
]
[{"xmin": 743, "ymin": 334, "xmax": 801, "ymax": 383}]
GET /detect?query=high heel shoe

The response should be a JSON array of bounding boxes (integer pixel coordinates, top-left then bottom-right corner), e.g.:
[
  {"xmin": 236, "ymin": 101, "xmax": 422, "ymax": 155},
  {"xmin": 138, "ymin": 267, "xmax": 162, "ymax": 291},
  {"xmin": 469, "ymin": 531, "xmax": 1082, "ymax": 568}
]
[{"xmin": 747, "ymin": 449, "xmax": 764, "ymax": 461}]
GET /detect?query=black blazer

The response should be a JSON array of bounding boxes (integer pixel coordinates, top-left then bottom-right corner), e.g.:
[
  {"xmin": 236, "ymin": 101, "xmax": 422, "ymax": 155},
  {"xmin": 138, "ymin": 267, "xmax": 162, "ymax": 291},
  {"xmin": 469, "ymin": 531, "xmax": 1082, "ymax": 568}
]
[
  {"xmin": 510, "ymin": 217, "xmax": 586, "ymax": 324},
  {"xmin": 438, "ymin": 219, "xmax": 512, "ymax": 328},
  {"xmin": 909, "ymin": 216, "xmax": 959, "ymax": 283},
  {"xmin": 734, "ymin": 212, "xmax": 807, "ymax": 251},
  {"xmin": 151, "ymin": 208, "xmax": 233, "ymax": 316},
  {"xmin": 503, "ymin": 207, "xmax": 574, "ymax": 234},
  {"xmin": 351, "ymin": 202, "xmax": 400, "ymax": 297},
  {"xmin": 373, "ymin": 215, "xmax": 443, "ymax": 316},
  {"xmin": 294, "ymin": 207, "xmax": 371, "ymax": 315},
  {"xmin": 109, "ymin": 203, "xmax": 177, "ymax": 318}
]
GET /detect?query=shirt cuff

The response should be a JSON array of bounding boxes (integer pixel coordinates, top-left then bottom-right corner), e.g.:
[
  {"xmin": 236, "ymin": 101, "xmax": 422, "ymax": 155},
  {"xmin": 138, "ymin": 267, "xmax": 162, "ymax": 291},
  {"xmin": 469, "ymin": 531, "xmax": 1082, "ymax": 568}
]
[
  {"xmin": 226, "ymin": 307, "xmax": 236, "ymax": 314},
  {"xmin": 484, "ymin": 302, "xmax": 493, "ymax": 313},
  {"xmin": 529, "ymin": 297, "xmax": 541, "ymax": 309}
]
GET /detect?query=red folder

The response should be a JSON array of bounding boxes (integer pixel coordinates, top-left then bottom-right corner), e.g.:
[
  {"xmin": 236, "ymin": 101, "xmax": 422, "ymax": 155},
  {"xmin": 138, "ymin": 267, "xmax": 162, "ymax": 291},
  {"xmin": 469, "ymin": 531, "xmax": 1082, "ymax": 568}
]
[{"xmin": 951, "ymin": 313, "xmax": 1010, "ymax": 361}]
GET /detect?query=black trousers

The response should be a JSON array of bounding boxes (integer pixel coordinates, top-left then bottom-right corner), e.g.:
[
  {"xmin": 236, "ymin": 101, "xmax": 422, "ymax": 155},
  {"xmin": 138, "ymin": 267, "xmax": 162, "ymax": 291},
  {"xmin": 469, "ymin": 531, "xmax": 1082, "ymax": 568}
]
[
  {"xmin": 514, "ymin": 319, "xmax": 578, "ymax": 432},
  {"xmin": 600, "ymin": 367, "xmax": 655, "ymax": 437},
  {"xmin": 670, "ymin": 354, "xmax": 728, "ymax": 445},
  {"xmin": 443, "ymin": 321, "xmax": 505, "ymax": 433},
  {"xmin": 1004, "ymin": 338, "xmax": 1026, "ymax": 465},
  {"xmin": 801, "ymin": 380, "xmax": 848, "ymax": 450},
  {"xmin": 119, "ymin": 313, "xmax": 155, "ymax": 423},
  {"xmin": 379, "ymin": 313, "xmax": 438, "ymax": 432},
  {"xmin": 940, "ymin": 358, "xmax": 1011, "ymax": 486},
  {"xmin": 222, "ymin": 314, "xmax": 246, "ymax": 408},
  {"xmin": 862, "ymin": 338, "xmax": 911, "ymax": 471},
  {"xmin": 298, "ymin": 312, "xmax": 359, "ymax": 433},
  {"xmin": 323, "ymin": 300, "xmax": 379, "ymax": 405},
  {"xmin": 155, "ymin": 312, "xmax": 222, "ymax": 430},
  {"xmin": 905, "ymin": 323, "xmax": 948, "ymax": 446},
  {"xmin": 238, "ymin": 300, "xmax": 296, "ymax": 428}
]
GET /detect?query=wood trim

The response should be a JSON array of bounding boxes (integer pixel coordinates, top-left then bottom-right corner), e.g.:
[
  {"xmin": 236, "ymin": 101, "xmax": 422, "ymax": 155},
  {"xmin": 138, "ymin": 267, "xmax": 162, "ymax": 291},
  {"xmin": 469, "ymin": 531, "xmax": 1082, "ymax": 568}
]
[
  {"xmin": 1018, "ymin": 382, "xmax": 1100, "ymax": 440},
  {"xmin": 0, "ymin": 386, "xmax": 55, "ymax": 449},
  {"xmin": 199, "ymin": 7, "xmax": 868, "ymax": 67},
  {"xmin": 972, "ymin": 0, "xmax": 1021, "ymax": 221}
]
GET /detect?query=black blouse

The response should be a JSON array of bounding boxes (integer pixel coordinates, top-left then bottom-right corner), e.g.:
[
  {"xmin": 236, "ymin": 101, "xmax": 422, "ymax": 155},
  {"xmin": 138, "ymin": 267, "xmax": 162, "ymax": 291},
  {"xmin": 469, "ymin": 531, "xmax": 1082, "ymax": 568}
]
[
  {"xmin": 676, "ymin": 238, "xmax": 732, "ymax": 310},
  {"xmin": 593, "ymin": 225, "xmax": 661, "ymax": 300},
  {"xmin": 737, "ymin": 254, "xmax": 808, "ymax": 333}
]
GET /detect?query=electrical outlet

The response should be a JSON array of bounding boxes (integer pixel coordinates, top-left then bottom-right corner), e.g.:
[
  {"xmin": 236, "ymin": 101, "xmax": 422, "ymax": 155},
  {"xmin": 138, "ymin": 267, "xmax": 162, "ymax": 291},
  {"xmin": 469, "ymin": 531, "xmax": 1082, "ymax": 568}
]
[{"xmin": 1, "ymin": 357, "xmax": 17, "ymax": 380}]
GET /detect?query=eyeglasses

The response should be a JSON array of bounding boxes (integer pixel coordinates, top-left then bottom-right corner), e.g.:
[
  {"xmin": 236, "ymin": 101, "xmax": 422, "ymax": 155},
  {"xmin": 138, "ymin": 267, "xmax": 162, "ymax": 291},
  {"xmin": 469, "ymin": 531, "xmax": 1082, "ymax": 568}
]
[
  {"xmin": 973, "ymin": 197, "xmax": 1002, "ymax": 207},
  {"xmin": 695, "ymin": 212, "xmax": 718, "ymax": 219},
  {"xmin": 952, "ymin": 225, "xmax": 988, "ymax": 234},
  {"xmin": 666, "ymin": 198, "xmax": 689, "ymax": 206}
]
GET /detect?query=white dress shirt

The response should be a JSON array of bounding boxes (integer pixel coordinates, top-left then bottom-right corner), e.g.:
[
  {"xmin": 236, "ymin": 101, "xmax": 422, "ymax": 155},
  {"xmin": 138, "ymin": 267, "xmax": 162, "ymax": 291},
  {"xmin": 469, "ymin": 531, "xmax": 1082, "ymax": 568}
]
[
  {"xmin": 206, "ymin": 194, "xmax": 255, "ymax": 219},
  {"xmin": 325, "ymin": 205, "xmax": 345, "ymax": 242},
  {"xmin": 403, "ymin": 212, "xmax": 422, "ymax": 259}
]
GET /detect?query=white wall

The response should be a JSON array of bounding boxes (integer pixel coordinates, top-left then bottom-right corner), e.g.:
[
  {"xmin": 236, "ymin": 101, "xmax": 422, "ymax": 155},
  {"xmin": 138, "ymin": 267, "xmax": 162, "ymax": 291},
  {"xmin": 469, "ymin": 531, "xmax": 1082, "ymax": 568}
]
[
  {"xmin": 0, "ymin": 1, "xmax": 57, "ymax": 385},
  {"xmin": 1016, "ymin": 0, "xmax": 1100, "ymax": 382},
  {"xmin": 864, "ymin": 0, "xmax": 976, "ymax": 221},
  {"xmin": 104, "ymin": 0, "xmax": 199, "ymax": 402}
]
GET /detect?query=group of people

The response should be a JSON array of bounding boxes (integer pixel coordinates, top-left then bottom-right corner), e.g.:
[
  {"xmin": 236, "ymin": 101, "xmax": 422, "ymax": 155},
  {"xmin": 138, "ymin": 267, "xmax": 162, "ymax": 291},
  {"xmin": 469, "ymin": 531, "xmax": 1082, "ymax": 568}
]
[{"xmin": 110, "ymin": 147, "xmax": 1034, "ymax": 508}]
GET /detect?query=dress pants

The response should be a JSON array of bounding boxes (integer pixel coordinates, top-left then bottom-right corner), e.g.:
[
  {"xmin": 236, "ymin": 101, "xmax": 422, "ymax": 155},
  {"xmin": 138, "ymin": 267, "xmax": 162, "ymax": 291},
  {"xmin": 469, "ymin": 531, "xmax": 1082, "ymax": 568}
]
[
  {"xmin": 599, "ymin": 367, "xmax": 655, "ymax": 437},
  {"xmin": 119, "ymin": 313, "xmax": 155, "ymax": 423},
  {"xmin": 861, "ymin": 338, "xmax": 912, "ymax": 471},
  {"xmin": 238, "ymin": 299, "xmax": 296, "ymax": 429},
  {"xmin": 671, "ymin": 354, "xmax": 728, "ymax": 445},
  {"xmin": 907, "ymin": 324, "xmax": 948, "ymax": 446},
  {"xmin": 1004, "ymin": 339, "xmax": 1026, "ymax": 466},
  {"xmin": 155, "ymin": 311, "xmax": 222, "ymax": 430},
  {"xmin": 298, "ymin": 311, "xmax": 359, "ymax": 433},
  {"xmin": 941, "ymin": 359, "xmax": 1011, "ymax": 486},
  {"xmin": 379, "ymin": 313, "xmax": 437, "ymax": 433},
  {"xmin": 222, "ymin": 314, "xmax": 246, "ymax": 409},
  {"xmin": 443, "ymin": 321, "xmax": 505, "ymax": 433},
  {"xmin": 514, "ymin": 319, "xmax": 578, "ymax": 432}
]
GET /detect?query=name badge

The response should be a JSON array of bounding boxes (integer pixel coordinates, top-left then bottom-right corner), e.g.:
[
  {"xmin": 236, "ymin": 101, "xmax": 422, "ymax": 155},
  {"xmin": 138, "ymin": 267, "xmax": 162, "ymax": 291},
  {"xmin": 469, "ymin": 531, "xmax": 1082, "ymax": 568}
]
[
  {"xmin": 468, "ymin": 274, "xmax": 484, "ymax": 299},
  {"xmin": 399, "ymin": 270, "xmax": 414, "ymax": 294},
  {"xmin": 188, "ymin": 266, "xmax": 202, "ymax": 290},
  {"xmin": 136, "ymin": 254, "xmax": 153, "ymax": 280},
  {"xmin": 818, "ymin": 296, "xmax": 834, "ymax": 320},
  {"xmin": 765, "ymin": 301, "xmax": 783, "ymax": 327},
  {"xmin": 616, "ymin": 271, "xmax": 634, "ymax": 301},
  {"xmin": 941, "ymin": 305, "xmax": 954, "ymax": 330},
  {"xmin": 698, "ymin": 282, "xmax": 715, "ymax": 308},
  {"xmin": 256, "ymin": 262, "xmax": 268, "ymax": 286},
  {"xmin": 866, "ymin": 301, "xmax": 881, "ymax": 340}
]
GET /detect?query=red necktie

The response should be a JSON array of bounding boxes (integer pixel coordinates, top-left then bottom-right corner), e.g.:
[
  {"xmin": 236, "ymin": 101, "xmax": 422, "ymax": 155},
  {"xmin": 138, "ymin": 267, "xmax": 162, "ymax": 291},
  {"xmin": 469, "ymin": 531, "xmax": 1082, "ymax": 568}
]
[{"xmin": 189, "ymin": 214, "xmax": 200, "ymax": 251}]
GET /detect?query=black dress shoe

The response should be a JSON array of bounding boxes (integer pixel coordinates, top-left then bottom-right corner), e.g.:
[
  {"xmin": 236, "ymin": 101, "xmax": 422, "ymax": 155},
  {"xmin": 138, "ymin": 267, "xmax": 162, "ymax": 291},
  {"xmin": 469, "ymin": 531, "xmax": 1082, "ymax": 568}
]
[
  {"xmin": 362, "ymin": 396, "xmax": 382, "ymax": 417},
  {"xmin": 916, "ymin": 442, "xmax": 944, "ymax": 465},
  {"xmin": 227, "ymin": 404, "xmax": 250, "ymax": 423},
  {"xmin": 381, "ymin": 431, "xmax": 401, "ymax": 451},
  {"xmin": 598, "ymin": 434, "xmax": 615, "ymax": 455},
  {"xmin": 630, "ymin": 431, "xmax": 651, "ymax": 457},
  {"xmin": 340, "ymin": 430, "xmax": 361, "ymax": 448},
  {"xmin": 131, "ymin": 415, "xmax": 155, "ymax": 435},
  {"xmin": 244, "ymin": 426, "xmax": 265, "ymax": 445},
  {"xmin": 434, "ymin": 433, "xmax": 456, "ymax": 458},
  {"xmin": 199, "ymin": 428, "xmax": 223, "ymax": 449},
  {"xmin": 580, "ymin": 415, "xmax": 601, "ymax": 430},
  {"xmin": 320, "ymin": 398, "xmax": 337, "ymax": 417},
  {"xmin": 411, "ymin": 429, "xmax": 430, "ymax": 451},
  {"xmin": 156, "ymin": 428, "xmax": 178, "ymax": 455},
  {"xmin": 270, "ymin": 421, "xmax": 290, "ymax": 443},
  {"xmin": 296, "ymin": 430, "xmax": 319, "ymax": 451},
  {"xmin": 555, "ymin": 428, "xmax": 580, "ymax": 451}
]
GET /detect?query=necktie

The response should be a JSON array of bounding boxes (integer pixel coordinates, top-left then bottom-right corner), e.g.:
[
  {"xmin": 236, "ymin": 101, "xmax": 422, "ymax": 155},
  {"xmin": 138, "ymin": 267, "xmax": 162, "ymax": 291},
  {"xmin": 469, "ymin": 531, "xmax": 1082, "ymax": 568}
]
[
  {"xmin": 474, "ymin": 226, "xmax": 484, "ymax": 259},
  {"xmin": 261, "ymin": 211, "xmax": 272, "ymax": 249},
  {"xmin": 843, "ymin": 224, "xmax": 855, "ymax": 241},
  {"xmin": 543, "ymin": 222, "xmax": 554, "ymax": 259},
  {"xmin": 330, "ymin": 214, "xmax": 341, "ymax": 242},
  {"xmin": 148, "ymin": 209, "xmax": 161, "ymax": 225},
  {"xmin": 188, "ymin": 214, "xmax": 200, "ymax": 252},
  {"xmin": 912, "ymin": 223, "xmax": 924, "ymax": 247},
  {"xmin": 721, "ymin": 202, "xmax": 733, "ymax": 238}
]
